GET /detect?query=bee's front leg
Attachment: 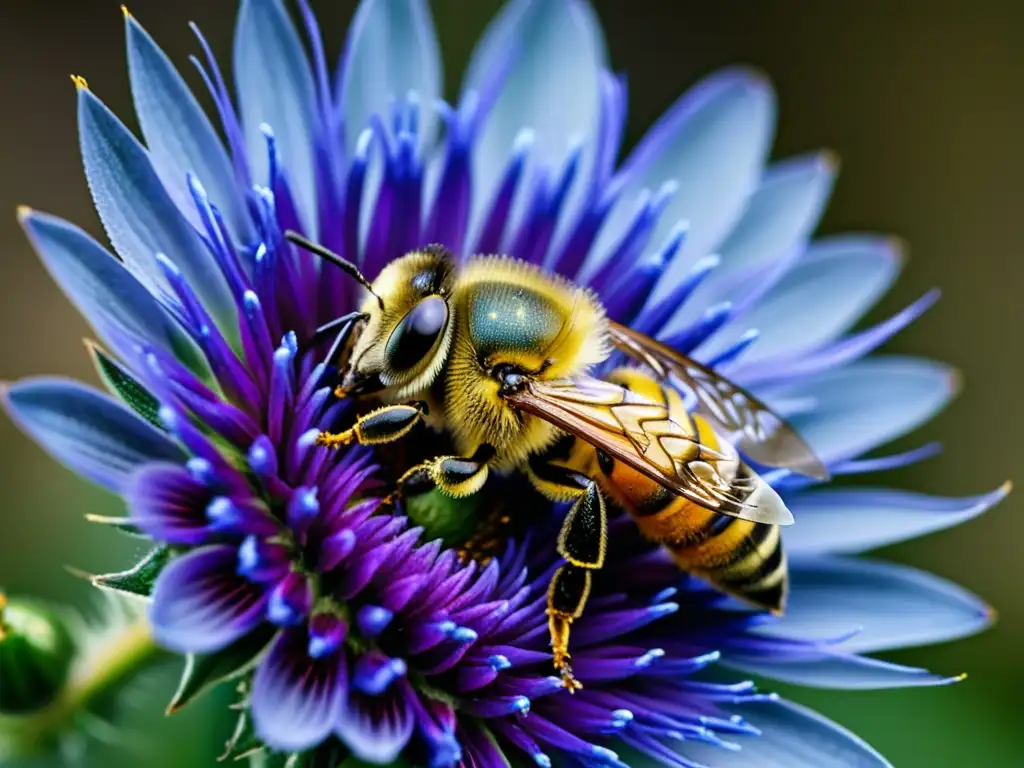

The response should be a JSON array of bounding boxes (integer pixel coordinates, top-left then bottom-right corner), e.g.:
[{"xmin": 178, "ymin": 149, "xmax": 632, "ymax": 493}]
[
  {"xmin": 316, "ymin": 402, "xmax": 427, "ymax": 449},
  {"xmin": 528, "ymin": 456, "xmax": 609, "ymax": 692}
]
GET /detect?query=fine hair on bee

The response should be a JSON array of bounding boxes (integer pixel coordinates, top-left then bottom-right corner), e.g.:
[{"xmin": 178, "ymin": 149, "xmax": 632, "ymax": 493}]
[{"xmin": 291, "ymin": 235, "xmax": 827, "ymax": 692}]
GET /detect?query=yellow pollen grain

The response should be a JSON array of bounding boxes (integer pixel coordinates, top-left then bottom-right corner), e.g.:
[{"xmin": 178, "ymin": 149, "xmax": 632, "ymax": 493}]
[{"xmin": 71, "ymin": 74, "xmax": 89, "ymax": 91}]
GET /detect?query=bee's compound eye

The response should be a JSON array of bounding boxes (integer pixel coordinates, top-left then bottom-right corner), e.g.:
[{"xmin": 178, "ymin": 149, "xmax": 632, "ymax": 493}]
[{"xmin": 385, "ymin": 295, "xmax": 449, "ymax": 372}]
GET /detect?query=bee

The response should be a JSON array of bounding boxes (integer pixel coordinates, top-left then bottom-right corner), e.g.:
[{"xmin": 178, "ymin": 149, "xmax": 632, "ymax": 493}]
[{"xmin": 287, "ymin": 231, "xmax": 827, "ymax": 690}]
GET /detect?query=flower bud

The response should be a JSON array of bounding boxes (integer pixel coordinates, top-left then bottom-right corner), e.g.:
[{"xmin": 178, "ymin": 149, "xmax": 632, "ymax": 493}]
[{"xmin": 0, "ymin": 593, "xmax": 76, "ymax": 713}]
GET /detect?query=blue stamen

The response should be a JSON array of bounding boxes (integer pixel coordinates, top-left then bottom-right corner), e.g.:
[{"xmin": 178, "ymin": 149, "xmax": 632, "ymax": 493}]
[
  {"xmin": 356, "ymin": 605, "xmax": 394, "ymax": 637},
  {"xmin": 487, "ymin": 654, "xmax": 511, "ymax": 671},
  {"xmin": 186, "ymin": 457, "xmax": 216, "ymax": 486}
]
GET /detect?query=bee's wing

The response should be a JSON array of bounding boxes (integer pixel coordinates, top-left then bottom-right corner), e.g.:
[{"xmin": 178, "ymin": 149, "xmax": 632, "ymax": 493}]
[
  {"xmin": 506, "ymin": 376, "xmax": 794, "ymax": 526},
  {"xmin": 607, "ymin": 321, "xmax": 828, "ymax": 481}
]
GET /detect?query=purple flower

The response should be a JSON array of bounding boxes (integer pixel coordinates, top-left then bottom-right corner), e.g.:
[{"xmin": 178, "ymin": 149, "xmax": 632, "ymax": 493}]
[{"xmin": 2, "ymin": 1, "xmax": 1008, "ymax": 766}]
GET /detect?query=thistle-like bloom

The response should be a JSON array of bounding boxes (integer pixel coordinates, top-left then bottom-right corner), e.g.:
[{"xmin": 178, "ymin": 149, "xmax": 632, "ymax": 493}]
[{"xmin": 3, "ymin": 1, "xmax": 1008, "ymax": 766}]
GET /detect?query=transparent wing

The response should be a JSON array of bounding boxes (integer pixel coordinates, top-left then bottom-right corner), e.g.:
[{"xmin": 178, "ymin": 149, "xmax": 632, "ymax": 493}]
[
  {"xmin": 608, "ymin": 321, "xmax": 828, "ymax": 480},
  {"xmin": 506, "ymin": 376, "xmax": 795, "ymax": 525}
]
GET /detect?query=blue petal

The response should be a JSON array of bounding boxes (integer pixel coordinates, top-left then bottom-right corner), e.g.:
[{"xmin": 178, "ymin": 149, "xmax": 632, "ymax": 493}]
[
  {"xmin": 756, "ymin": 555, "xmax": 992, "ymax": 653},
  {"xmin": 150, "ymin": 545, "xmax": 268, "ymax": 654},
  {"xmin": 462, "ymin": 0, "xmax": 606, "ymax": 244},
  {"xmin": 251, "ymin": 627, "xmax": 347, "ymax": 752},
  {"xmin": 765, "ymin": 356, "xmax": 958, "ymax": 463},
  {"xmin": 234, "ymin": 0, "xmax": 319, "ymax": 235},
  {"xmin": 669, "ymin": 153, "xmax": 836, "ymax": 333},
  {"xmin": 725, "ymin": 653, "xmax": 962, "ymax": 690},
  {"xmin": 19, "ymin": 209, "xmax": 200, "ymax": 368},
  {"xmin": 338, "ymin": 0, "xmax": 441, "ymax": 152},
  {"xmin": 702, "ymin": 234, "xmax": 903, "ymax": 363},
  {"xmin": 3, "ymin": 377, "xmax": 185, "ymax": 493},
  {"xmin": 592, "ymin": 68, "xmax": 775, "ymax": 286},
  {"xmin": 77, "ymin": 86, "xmax": 236, "ymax": 334},
  {"xmin": 125, "ymin": 13, "xmax": 253, "ymax": 245},
  {"xmin": 784, "ymin": 484, "xmax": 1010, "ymax": 555},
  {"xmin": 677, "ymin": 699, "xmax": 891, "ymax": 767}
]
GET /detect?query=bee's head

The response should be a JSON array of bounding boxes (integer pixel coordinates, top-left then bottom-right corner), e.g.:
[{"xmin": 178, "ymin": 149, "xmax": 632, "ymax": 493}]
[{"xmin": 344, "ymin": 245, "xmax": 456, "ymax": 399}]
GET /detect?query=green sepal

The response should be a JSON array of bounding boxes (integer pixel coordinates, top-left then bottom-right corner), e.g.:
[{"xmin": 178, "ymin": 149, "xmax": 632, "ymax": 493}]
[
  {"xmin": 403, "ymin": 487, "xmax": 484, "ymax": 548},
  {"xmin": 86, "ymin": 341, "xmax": 164, "ymax": 429},
  {"xmin": 92, "ymin": 545, "xmax": 170, "ymax": 598},
  {"xmin": 168, "ymin": 625, "xmax": 276, "ymax": 714},
  {"xmin": 84, "ymin": 513, "xmax": 148, "ymax": 538}
]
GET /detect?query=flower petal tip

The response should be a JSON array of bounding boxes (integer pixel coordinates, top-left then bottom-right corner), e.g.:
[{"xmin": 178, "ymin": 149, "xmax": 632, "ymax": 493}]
[
  {"xmin": 70, "ymin": 74, "xmax": 89, "ymax": 91},
  {"xmin": 120, "ymin": 4, "xmax": 131, "ymax": 19}
]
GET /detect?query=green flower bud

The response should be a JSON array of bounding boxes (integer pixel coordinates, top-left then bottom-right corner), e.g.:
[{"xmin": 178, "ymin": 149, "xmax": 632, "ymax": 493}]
[{"xmin": 0, "ymin": 593, "xmax": 76, "ymax": 714}]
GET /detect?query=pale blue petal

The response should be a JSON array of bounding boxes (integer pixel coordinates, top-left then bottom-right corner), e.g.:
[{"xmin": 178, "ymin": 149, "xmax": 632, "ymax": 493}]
[
  {"xmin": 462, "ymin": 0, "xmax": 606, "ymax": 243},
  {"xmin": 674, "ymin": 152, "xmax": 837, "ymax": 331},
  {"xmin": 338, "ymin": 0, "xmax": 441, "ymax": 153},
  {"xmin": 702, "ymin": 234, "xmax": 902, "ymax": 363},
  {"xmin": 234, "ymin": 0, "xmax": 318, "ymax": 235},
  {"xmin": 2, "ymin": 377, "xmax": 184, "ymax": 493},
  {"xmin": 125, "ymin": 14, "xmax": 253, "ymax": 244},
  {"xmin": 725, "ymin": 653, "xmax": 962, "ymax": 690},
  {"xmin": 756, "ymin": 556, "xmax": 992, "ymax": 653},
  {"xmin": 77, "ymin": 87, "xmax": 236, "ymax": 334},
  {"xmin": 591, "ymin": 68, "xmax": 776, "ymax": 286},
  {"xmin": 677, "ymin": 700, "xmax": 891, "ymax": 768},
  {"xmin": 764, "ymin": 356, "xmax": 958, "ymax": 463},
  {"xmin": 784, "ymin": 484, "xmax": 1010, "ymax": 555},
  {"xmin": 19, "ymin": 209, "xmax": 199, "ymax": 366}
]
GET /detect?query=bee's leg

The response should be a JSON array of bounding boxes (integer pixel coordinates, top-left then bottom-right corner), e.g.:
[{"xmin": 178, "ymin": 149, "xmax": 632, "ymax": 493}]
[
  {"xmin": 389, "ymin": 445, "xmax": 496, "ymax": 502},
  {"xmin": 316, "ymin": 403, "xmax": 426, "ymax": 449},
  {"xmin": 528, "ymin": 457, "xmax": 608, "ymax": 691}
]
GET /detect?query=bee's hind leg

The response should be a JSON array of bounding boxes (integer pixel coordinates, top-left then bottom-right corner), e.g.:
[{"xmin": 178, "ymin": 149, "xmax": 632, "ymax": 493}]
[{"xmin": 528, "ymin": 457, "xmax": 609, "ymax": 692}]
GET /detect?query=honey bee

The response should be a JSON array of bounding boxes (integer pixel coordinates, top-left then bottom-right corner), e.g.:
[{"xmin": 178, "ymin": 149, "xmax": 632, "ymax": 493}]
[{"xmin": 287, "ymin": 231, "xmax": 827, "ymax": 690}]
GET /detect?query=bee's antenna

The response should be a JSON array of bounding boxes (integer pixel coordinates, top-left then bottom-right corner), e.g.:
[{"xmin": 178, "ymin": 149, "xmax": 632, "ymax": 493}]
[{"xmin": 284, "ymin": 230, "xmax": 384, "ymax": 310}]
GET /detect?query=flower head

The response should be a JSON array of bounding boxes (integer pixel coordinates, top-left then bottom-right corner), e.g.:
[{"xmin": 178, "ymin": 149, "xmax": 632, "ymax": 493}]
[{"xmin": 3, "ymin": 1, "xmax": 1008, "ymax": 766}]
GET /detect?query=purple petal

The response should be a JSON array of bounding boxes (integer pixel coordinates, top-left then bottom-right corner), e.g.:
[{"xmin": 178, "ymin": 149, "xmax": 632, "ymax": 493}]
[
  {"xmin": 127, "ymin": 462, "xmax": 211, "ymax": 545},
  {"xmin": 783, "ymin": 484, "xmax": 1010, "ymax": 555},
  {"xmin": 336, "ymin": 688, "xmax": 415, "ymax": 764},
  {"xmin": 150, "ymin": 545, "xmax": 267, "ymax": 653},
  {"xmin": 251, "ymin": 626, "xmax": 347, "ymax": 752},
  {"xmin": 757, "ymin": 555, "xmax": 992, "ymax": 653}
]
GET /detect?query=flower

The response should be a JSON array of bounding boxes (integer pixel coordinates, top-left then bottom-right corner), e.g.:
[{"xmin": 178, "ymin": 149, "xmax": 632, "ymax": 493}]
[{"xmin": 2, "ymin": 0, "xmax": 1008, "ymax": 766}]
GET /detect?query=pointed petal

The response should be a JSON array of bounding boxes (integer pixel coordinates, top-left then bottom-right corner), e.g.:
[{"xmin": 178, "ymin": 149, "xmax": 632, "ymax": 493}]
[
  {"xmin": 77, "ymin": 86, "xmax": 236, "ymax": 333},
  {"xmin": 766, "ymin": 356, "xmax": 958, "ymax": 463},
  {"xmin": 335, "ymin": 689, "xmax": 414, "ymax": 764},
  {"xmin": 784, "ymin": 484, "xmax": 1010, "ymax": 555},
  {"xmin": 251, "ymin": 627, "xmax": 347, "ymax": 752},
  {"xmin": 234, "ymin": 0, "xmax": 319, "ymax": 235},
  {"xmin": 669, "ymin": 152, "xmax": 837, "ymax": 333},
  {"xmin": 3, "ymin": 377, "xmax": 184, "ymax": 492},
  {"xmin": 125, "ymin": 14, "xmax": 253, "ymax": 244},
  {"xmin": 677, "ymin": 699, "xmax": 891, "ymax": 767},
  {"xmin": 463, "ymin": 0, "xmax": 606, "ymax": 240},
  {"xmin": 726, "ymin": 652, "xmax": 962, "ymax": 691},
  {"xmin": 127, "ymin": 462, "xmax": 211, "ymax": 545},
  {"xmin": 19, "ymin": 209, "xmax": 199, "ymax": 367},
  {"xmin": 592, "ymin": 68, "xmax": 775, "ymax": 284},
  {"xmin": 757, "ymin": 555, "xmax": 992, "ymax": 653},
  {"xmin": 703, "ymin": 234, "xmax": 903, "ymax": 363},
  {"xmin": 150, "ymin": 545, "xmax": 268, "ymax": 654},
  {"xmin": 338, "ymin": 0, "xmax": 441, "ymax": 152}
]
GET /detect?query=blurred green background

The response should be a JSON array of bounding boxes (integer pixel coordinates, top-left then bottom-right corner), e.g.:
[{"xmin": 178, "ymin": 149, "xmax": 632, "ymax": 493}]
[{"xmin": 0, "ymin": 0, "xmax": 1021, "ymax": 765}]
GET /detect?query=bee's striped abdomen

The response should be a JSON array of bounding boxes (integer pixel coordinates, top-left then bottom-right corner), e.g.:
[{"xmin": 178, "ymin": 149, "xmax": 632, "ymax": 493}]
[{"xmin": 598, "ymin": 368, "xmax": 788, "ymax": 613}]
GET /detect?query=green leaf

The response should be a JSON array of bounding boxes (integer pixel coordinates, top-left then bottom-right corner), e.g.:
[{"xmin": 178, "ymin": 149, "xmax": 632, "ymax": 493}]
[
  {"xmin": 87, "ymin": 341, "xmax": 164, "ymax": 429},
  {"xmin": 92, "ymin": 546, "xmax": 170, "ymax": 597},
  {"xmin": 168, "ymin": 625, "xmax": 276, "ymax": 714}
]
